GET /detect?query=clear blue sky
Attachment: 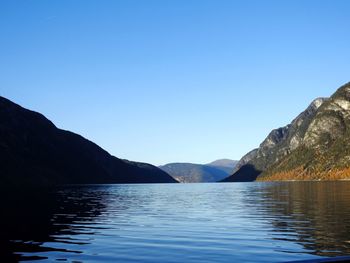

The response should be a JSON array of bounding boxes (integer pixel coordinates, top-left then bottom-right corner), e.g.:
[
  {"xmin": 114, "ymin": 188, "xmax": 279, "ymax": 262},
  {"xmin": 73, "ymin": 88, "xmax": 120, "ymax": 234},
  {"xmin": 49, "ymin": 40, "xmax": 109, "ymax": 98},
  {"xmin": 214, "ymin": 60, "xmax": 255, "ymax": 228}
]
[{"xmin": 1, "ymin": 0, "xmax": 349, "ymax": 165}]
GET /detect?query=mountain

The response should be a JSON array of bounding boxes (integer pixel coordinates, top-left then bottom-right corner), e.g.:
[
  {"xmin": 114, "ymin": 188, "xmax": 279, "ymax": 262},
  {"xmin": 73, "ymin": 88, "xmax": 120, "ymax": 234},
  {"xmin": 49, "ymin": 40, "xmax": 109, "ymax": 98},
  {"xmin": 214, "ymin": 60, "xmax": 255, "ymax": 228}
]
[
  {"xmin": 0, "ymin": 96, "xmax": 177, "ymax": 186},
  {"xmin": 223, "ymin": 82, "xmax": 350, "ymax": 182},
  {"xmin": 207, "ymin": 159, "xmax": 238, "ymax": 174},
  {"xmin": 160, "ymin": 159, "xmax": 237, "ymax": 183}
]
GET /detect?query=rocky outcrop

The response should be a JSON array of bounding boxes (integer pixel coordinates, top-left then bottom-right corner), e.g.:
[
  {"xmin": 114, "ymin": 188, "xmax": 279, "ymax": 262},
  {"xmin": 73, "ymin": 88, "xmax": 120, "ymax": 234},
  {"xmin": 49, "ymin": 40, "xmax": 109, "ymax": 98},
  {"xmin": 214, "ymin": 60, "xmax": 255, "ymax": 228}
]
[
  {"xmin": 224, "ymin": 82, "xmax": 350, "ymax": 182},
  {"xmin": 0, "ymin": 96, "xmax": 177, "ymax": 186}
]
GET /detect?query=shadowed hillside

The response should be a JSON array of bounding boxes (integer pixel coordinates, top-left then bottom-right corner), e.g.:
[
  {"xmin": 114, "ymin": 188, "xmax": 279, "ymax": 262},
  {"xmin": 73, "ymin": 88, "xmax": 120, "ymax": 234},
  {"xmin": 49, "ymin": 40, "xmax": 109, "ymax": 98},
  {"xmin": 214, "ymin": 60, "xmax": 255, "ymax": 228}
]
[{"xmin": 0, "ymin": 96, "xmax": 177, "ymax": 186}]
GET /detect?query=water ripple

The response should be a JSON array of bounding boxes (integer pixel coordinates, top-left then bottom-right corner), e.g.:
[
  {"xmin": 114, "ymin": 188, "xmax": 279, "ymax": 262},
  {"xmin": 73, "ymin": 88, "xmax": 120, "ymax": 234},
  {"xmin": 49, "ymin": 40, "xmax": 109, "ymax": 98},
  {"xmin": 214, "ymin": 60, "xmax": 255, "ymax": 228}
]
[{"xmin": 1, "ymin": 182, "xmax": 350, "ymax": 262}]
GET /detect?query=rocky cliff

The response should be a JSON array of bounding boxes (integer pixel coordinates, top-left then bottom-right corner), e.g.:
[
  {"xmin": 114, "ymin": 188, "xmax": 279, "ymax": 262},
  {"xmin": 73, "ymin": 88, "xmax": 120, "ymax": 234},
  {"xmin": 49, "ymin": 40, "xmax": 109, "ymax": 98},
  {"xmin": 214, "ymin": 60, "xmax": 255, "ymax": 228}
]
[
  {"xmin": 0, "ymin": 96, "xmax": 177, "ymax": 186},
  {"xmin": 223, "ymin": 82, "xmax": 350, "ymax": 182}
]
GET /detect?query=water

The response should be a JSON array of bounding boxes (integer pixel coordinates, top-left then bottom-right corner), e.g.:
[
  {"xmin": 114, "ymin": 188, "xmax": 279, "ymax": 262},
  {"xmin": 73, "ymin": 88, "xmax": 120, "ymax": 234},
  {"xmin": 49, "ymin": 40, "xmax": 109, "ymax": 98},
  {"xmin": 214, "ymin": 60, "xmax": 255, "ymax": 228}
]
[{"xmin": 2, "ymin": 182, "xmax": 350, "ymax": 262}]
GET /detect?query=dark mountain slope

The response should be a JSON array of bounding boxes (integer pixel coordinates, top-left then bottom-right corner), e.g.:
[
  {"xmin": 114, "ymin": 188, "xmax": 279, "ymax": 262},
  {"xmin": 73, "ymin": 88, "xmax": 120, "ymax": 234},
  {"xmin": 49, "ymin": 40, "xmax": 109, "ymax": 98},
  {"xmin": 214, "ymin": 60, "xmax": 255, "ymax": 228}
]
[{"xmin": 0, "ymin": 96, "xmax": 177, "ymax": 186}]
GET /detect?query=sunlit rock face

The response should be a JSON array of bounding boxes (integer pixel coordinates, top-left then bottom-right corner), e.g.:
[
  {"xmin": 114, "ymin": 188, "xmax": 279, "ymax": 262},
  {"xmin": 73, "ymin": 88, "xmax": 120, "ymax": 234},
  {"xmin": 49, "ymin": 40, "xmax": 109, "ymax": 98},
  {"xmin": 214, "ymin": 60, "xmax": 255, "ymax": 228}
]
[
  {"xmin": 304, "ymin": 89, "xmax": 350, "ymax": 148},
  {"xmin": 223, "ymin": 82, "xmax": 350, "ymax": 182},
  {"xmin": 304, "ymin": 114, "xmax": 345, "ymax": 148}
]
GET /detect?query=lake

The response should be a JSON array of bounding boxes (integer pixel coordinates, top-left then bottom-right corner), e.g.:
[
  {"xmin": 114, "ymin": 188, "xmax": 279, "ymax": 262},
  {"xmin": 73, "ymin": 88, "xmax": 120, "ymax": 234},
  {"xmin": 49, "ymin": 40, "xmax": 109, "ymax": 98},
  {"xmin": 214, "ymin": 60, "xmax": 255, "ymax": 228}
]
[{"xmin": 2, "ymin": 182, "xmax": 350, "ymax": 262}]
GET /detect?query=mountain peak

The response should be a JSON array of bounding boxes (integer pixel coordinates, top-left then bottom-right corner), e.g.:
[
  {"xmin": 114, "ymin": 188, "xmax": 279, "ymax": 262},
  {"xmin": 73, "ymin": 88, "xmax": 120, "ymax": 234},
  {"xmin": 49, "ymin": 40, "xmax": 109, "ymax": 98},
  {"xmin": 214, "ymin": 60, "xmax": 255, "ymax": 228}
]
[
  {"xmin": 207, "ymin": 159, "xmax": 237, "ymax": 167},
  {"xmin": 310, "ymin": 97, "xmax": 328, "ymax": 109},
  {"xmin": 223, "ymin": 81, "xmax": 350, "ymax": 182},
  {"xmin": 160, "ymin": 159, "xmax": 237, "ymax": 183}
]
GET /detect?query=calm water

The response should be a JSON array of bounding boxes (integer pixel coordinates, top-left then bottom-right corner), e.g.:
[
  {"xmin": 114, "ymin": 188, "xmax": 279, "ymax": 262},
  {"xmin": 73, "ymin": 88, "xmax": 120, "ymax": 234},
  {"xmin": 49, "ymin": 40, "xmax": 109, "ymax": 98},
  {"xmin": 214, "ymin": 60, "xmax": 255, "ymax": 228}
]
[{"xmin": 2, "ymin": 182, "xmax": 350, "ymax": 262}]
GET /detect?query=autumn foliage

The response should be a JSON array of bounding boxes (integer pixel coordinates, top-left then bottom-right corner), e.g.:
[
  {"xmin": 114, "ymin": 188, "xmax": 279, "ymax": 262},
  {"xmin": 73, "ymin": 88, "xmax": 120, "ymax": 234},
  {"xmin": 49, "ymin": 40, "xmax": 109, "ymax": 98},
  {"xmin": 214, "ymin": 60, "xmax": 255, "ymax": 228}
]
[{"xmin": 257, "ymin": 166, "xmax": 350, "ymax": 181}]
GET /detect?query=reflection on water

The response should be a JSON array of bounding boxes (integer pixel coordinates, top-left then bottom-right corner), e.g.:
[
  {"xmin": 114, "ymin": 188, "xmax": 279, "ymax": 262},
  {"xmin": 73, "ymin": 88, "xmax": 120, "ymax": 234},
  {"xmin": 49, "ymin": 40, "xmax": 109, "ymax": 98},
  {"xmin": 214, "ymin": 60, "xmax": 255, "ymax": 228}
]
[
  {"xmin": 1, "ymin": 182, "xmax": 350, "ymax": 262},
  {"xmin": 0, "ymin": 186, "xmax": 110, "ymax": 261},
  {"xmin": 255, "ymin": 182, "xmax": 350, "ymax": 257}
]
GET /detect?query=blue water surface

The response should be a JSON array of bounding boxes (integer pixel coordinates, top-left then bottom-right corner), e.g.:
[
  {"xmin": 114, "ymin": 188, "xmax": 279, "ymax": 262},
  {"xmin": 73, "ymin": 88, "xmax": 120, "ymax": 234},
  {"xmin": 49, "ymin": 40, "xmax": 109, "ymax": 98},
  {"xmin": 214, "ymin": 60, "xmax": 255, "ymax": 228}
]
[{"xmin": 4, "ymin": 182, "xmax": 350, "ymax": 262}]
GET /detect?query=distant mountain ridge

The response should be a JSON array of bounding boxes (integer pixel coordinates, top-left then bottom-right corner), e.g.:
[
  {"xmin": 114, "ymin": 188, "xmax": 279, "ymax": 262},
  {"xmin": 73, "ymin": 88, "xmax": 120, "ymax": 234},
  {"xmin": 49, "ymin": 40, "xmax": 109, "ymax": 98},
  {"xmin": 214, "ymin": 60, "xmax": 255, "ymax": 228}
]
[
  {"xmin": 207, "ymin": 159, "xmax": 238, "ymax": 174},
  {"xmin": 0, "ymin": 96, "xmax": 177, "ymax": 186},
  {"xmin": 223, "ymin": 82, "xmax": 350, "ymax": 182},
  {"xmin": 160, "ymin": 159, "xmax": 237, "ymax": 183}
]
